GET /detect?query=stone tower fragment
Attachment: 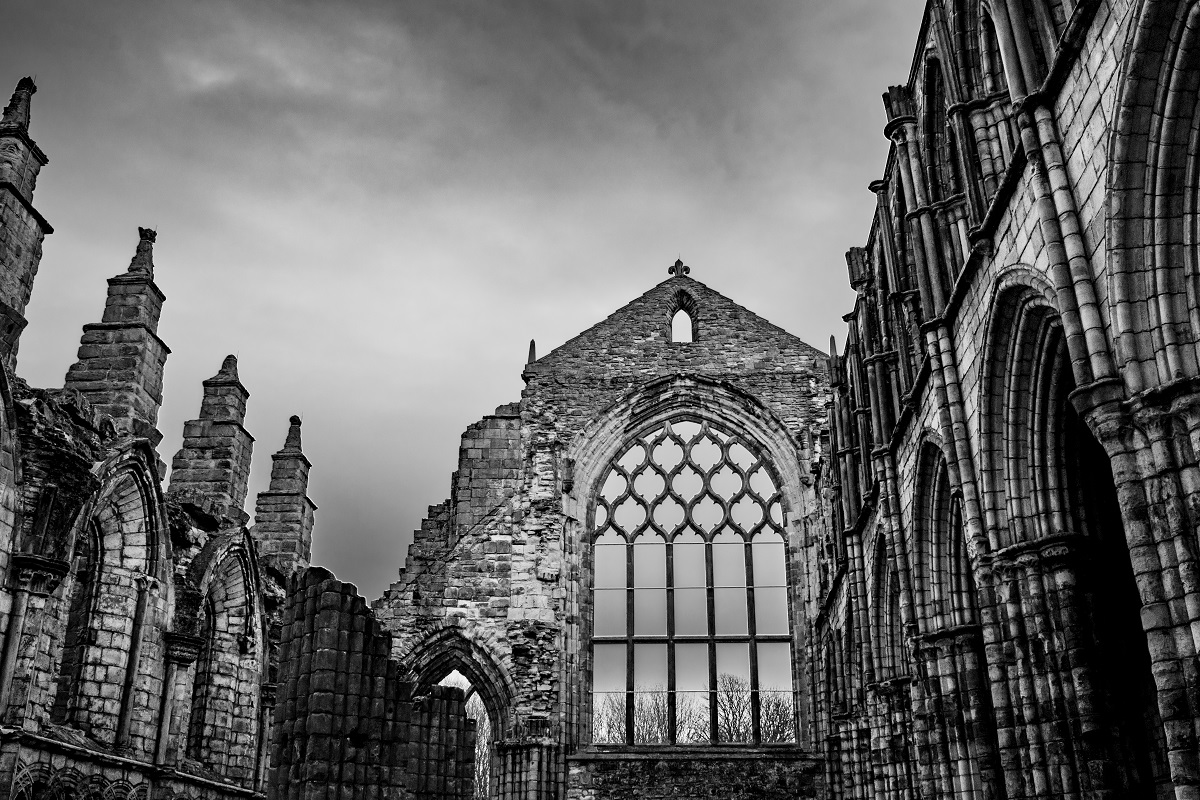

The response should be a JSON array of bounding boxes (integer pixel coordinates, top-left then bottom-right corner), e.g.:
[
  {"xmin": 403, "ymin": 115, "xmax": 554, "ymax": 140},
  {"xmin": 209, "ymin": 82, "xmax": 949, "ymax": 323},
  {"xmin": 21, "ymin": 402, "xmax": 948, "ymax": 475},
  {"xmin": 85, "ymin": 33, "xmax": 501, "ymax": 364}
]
[
  {"xmin": 0, "ymin": 76, "xmax": 52, "ymax": 366},
  {"xmin": 166, "ymin": 354, "xmax": 254, "ymax": 526},
  {"xmin": 63, "ymin": 227, "xmax": 170, "ymax": 441},
  {"xmin": 251, "ymin": 415, "xmax": 316, "ymax": 577}
]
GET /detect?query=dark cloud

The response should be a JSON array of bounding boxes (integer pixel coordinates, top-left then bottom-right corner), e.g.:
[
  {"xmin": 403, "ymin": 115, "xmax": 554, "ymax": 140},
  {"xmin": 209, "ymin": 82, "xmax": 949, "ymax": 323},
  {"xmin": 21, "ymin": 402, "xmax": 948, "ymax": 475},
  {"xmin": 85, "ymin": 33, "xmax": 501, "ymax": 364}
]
[{"xmin": 2, "ymin": 0, "xmax": 926, "ymax": 599}]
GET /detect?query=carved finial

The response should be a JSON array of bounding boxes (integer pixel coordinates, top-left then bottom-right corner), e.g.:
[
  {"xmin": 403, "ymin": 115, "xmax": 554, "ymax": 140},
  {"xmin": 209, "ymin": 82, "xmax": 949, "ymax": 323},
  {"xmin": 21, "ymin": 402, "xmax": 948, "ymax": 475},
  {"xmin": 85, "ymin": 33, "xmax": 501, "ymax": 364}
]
[
  {"xmin": 283, "ymin": 415, "xmax": 303, "ymax": 452},
  {"xmin": 127, "ymin": 227, "xmax": 157, "ymax": 275},
  {"xmin": 211, "ymin": 354, "xmax": 239, "ymax": 381},
  {"xmin": 527, "ymin": 339, "xmax": 537, "ymax": 365},
  {"xmin": 668, "ymin": 259, "xmax": 691, "ymax": 278},
  {"xmin": 1, "ymin": 77, "xmax": 36, "ymax": 131}
]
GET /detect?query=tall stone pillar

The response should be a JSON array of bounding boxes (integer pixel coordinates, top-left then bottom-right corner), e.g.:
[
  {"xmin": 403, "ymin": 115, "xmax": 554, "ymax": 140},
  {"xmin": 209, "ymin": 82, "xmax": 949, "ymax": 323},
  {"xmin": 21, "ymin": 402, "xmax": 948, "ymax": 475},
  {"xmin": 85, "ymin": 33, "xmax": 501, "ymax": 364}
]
[
  {"xmin": 251, "ymin": 415, "xmax": 316, "ymax": 577},
  {"xmin": 167, "ymin": 355, "xmax": 254, "ymax": 526},
  {"xmin": 63, "ymin": 227, "xmax": 170, "ymax": 443},
  {"xmin": 0, "ymin": 77, "xmax": 52, "ymax": 369}
]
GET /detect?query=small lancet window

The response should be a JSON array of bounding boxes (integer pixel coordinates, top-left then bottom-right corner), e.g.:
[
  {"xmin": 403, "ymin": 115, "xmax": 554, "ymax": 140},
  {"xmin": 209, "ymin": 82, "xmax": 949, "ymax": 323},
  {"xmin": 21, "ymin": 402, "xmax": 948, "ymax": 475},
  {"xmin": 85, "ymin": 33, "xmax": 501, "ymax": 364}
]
[{"xmin": 671, "ymin": 309, "xmax": 694, "ymax": 343}]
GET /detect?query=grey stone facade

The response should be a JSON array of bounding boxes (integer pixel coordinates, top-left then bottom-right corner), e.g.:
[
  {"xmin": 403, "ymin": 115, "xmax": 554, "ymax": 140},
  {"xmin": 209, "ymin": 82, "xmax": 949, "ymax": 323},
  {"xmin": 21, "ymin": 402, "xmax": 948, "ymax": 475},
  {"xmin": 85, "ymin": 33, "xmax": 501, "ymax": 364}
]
[{"xmin": 7, "ymin": 0, "xmax": 1200, "ymax": 797}]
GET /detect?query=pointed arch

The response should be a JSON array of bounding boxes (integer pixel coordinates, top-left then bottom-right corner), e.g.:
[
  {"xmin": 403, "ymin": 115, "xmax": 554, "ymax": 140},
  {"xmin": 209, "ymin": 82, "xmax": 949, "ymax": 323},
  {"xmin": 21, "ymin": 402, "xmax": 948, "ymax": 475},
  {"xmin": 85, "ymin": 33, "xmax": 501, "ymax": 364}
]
[
  {"xmin": 402, "ymin": 625, "xmax": 516, "ymax": 736},
  {"xmin": 48, "ymin": 441, "xmax": 171, "ymax": 742},
  {"xmin": 913, "ymin": 438, "xmax": 976, "ymax": 631},
  {"xmin": 668, "ymin": 290, "xmax": 698, "ymax": 344},
  {"xmin": 182, "ymin": 530, "xmax": 264, "ymax": 779},
  {"xmin": 1108, "ymin": 0, "xmax": 1200, "ymax": 394}
]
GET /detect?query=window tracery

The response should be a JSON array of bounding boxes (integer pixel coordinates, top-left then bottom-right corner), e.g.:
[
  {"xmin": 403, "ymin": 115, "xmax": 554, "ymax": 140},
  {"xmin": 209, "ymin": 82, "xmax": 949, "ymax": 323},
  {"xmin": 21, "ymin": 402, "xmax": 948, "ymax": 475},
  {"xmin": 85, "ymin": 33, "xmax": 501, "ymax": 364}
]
[{"xmin": 589, "ymin": 417, "xmax": 795, "ymax": 745}]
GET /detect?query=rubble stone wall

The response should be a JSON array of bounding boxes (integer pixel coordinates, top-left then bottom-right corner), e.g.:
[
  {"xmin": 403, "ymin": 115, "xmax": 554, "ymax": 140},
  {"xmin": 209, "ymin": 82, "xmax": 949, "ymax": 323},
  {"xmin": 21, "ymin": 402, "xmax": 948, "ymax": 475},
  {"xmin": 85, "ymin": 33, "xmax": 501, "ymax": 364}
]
[{"xmin": 271, "ymin": 567, "xmax": 476, "ymax": 800}]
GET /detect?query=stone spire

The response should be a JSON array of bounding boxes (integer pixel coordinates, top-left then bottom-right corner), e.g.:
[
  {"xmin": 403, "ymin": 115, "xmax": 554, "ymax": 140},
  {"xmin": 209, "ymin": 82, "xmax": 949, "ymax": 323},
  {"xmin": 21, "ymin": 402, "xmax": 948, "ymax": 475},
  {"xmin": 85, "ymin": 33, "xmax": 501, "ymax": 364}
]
[
  {"xmin": 0, "ymin": 76, "xmax": 52, "ymax": 369},
  {"xmin": 251, "ymin": 415, "xmax": 316, "ymax": 576},
  {"xmin": 63, "ymin": 228, "xmax": 170, "ymax": 441},
  {"xmin": 167, "ymin": 355, "xmax": 255, "ymax": 527}
]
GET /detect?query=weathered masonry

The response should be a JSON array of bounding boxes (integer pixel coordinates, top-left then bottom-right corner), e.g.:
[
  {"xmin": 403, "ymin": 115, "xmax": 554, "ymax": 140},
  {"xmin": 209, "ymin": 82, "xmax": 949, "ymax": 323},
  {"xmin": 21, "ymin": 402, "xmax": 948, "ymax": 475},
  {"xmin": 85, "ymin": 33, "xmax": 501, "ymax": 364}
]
[
  {"xmin": 813, "ymin": 0, "xmax": 1200, "ymax": 798},
  {"xmin": 0, "ymin": 77, "xmax": 477, "ymax": 800},
  {"xmin": 374, "ymin": 263, "xmax": 830, "ymax": 799},
  {"xmin": 7, "ymin": 0, "xmax": 1200, "ymax": 797}
]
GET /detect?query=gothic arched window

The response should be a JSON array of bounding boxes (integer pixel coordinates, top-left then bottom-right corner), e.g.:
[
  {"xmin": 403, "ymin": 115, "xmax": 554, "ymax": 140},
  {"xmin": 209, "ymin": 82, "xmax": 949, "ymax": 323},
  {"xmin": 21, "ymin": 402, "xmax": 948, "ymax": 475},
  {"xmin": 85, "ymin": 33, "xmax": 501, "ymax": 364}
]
[
  {"xmin": 51, "ymin": 525, "xmax": 100, "ymax": 725},
  {"xmin": 589, "ymin": 417, "xmax": 795, "ymax": 745},
  {"xmin": 187, "ymin": 597, "xmax": 216, "ymax": 761}
]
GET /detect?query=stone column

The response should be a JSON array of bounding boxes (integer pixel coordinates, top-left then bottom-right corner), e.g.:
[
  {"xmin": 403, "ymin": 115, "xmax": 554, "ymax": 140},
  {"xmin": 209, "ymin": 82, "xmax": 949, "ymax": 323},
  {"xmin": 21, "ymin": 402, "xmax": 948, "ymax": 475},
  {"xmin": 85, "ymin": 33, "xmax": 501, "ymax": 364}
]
[
  {"xmin": 155, "ymin": 631, "xmax": 204, "ymax": 765},
  {"xmin": 115, "ymin": 575, "xmax": 156, "ymax": 750},
  {"xmin": 0, "ymin": 553, "xmax": 68, "ymax": 723}
]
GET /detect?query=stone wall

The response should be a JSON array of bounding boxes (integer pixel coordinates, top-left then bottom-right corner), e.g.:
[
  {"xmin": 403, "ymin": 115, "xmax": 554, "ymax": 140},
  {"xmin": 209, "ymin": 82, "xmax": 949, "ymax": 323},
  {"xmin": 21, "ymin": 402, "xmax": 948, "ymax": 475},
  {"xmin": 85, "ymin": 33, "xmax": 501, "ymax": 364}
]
[
  {"xmin": 271, "ymin": 567, "xmax": 476, "ymax": 800},
  {"xmin": 567, "ymin": 751, "xmax": 823, "ymax": 800}
]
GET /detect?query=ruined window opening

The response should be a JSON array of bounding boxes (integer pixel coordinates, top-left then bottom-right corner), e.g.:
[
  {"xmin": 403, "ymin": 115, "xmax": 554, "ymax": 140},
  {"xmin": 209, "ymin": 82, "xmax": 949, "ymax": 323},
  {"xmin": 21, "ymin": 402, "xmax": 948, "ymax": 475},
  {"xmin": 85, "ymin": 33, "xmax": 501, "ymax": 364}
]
[
  {"xmin": 671, "ymin": 310, "xmax": 694, "ymax": 343},
  {"xmin": 670, "ymin": 291, "xmax": 697, "ymax": 344},
  {"xmin": 50, "ymin": 525, "xmax": 99, "ymax": 725},
  {"xmin": 590, "ymin": 417, "xmax": 795, "ymax": 746},
  {"xmin": 439, "ymin": 670, "xmax": 494, "ymax": 800},
  {"xmin": 186, "ymin": 597, "xmax": 216, "ymax": 761}
]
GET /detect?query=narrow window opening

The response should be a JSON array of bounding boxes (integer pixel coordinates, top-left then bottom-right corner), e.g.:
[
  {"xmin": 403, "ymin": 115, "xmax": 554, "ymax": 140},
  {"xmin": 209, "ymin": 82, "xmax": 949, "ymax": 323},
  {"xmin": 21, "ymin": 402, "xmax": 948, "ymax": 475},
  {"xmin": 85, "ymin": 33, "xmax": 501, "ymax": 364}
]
[
  {"xmin": 439, "ymin": 670, "xmax": 494, "ymax": 800},
  {"xmin": 671, "ymin": 309, "xmax": 694, "ymax": 343}
]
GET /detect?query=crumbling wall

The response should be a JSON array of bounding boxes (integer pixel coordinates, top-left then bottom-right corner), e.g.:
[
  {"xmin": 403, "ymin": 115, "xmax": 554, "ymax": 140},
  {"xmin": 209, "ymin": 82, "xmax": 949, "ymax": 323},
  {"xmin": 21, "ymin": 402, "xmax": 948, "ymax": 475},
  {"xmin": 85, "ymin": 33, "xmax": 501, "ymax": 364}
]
[{"xmin": 271, "ymin": 567, "xmax": 476, "ymax": 800}]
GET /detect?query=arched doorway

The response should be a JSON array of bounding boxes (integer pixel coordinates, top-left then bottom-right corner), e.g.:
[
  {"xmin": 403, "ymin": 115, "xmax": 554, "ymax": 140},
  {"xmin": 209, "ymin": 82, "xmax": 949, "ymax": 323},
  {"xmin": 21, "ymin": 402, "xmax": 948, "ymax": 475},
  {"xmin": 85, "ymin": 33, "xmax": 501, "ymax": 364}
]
[
  {"xmin": 439, "ymin": 669, "xmax": 495, "ymax": 800},
  {"xmin": 1060, "ymin": 383, "xmax": 1170, "ymax": 798}
]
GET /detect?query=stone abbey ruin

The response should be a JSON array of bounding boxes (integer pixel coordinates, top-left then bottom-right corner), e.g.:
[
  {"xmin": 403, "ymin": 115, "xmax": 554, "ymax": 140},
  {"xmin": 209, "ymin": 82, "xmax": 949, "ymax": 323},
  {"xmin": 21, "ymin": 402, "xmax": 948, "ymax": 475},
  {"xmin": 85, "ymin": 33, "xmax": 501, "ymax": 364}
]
[{"xmin": 3, "ymin": 0, "xmax": 1200, "ymax": 797}]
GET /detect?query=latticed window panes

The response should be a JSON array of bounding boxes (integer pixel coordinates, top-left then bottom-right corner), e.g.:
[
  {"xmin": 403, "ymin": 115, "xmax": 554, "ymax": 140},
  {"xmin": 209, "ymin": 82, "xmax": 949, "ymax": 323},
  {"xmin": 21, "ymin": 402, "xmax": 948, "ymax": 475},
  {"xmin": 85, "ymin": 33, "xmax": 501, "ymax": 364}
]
[{"xmin": 590, "ymin": 418, "xmax": 795, "ymax": 745}]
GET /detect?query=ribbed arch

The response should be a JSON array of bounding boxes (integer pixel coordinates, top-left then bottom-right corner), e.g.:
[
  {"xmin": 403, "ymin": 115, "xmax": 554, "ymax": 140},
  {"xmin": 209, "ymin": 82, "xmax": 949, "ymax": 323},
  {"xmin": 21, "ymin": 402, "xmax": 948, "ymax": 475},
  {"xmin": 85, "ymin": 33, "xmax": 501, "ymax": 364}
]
[
  {"xmin": 49, "ymin": 448, "xmax": 168, "ymax": 744},
  {"xmin": 868, "ymin": 532, "xmax": 908, "ymax": 679},
  {"xmin": 405, "ymin": 625, "xmax": 515, "ymax": 736},
  {"xmin": 1108, "ymin": 0, "xmax": 1200, "ymax": 394},
  {"xmin": 913, "ymin": 441, "xmax": 976, "ymax": 631},
  {"xmin": 980, "ymin": 271, "xmax": 1062, "ymax": 549},
  {"xmin": 185, "ymin": 535, "xmax": 263, "ymax": 780},
  {"xmin": 566, "ymin": 375, "xmax": 809, "ymax": 748}
]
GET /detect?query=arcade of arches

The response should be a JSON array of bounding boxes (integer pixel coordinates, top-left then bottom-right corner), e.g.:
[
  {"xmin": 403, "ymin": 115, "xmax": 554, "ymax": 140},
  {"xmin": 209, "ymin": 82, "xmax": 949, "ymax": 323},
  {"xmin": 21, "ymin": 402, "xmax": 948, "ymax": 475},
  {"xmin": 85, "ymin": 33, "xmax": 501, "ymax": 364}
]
[{"xmin": 4, "ymin": 0, "xmax": 1200, "ymax": 798}]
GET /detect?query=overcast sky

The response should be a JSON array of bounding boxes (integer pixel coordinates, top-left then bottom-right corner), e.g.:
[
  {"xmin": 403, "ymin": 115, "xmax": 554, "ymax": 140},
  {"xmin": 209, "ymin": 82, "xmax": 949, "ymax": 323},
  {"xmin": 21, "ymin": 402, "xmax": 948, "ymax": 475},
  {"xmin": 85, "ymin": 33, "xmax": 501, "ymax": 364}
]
[{"xmin": 2, "ymin": 0, "xmax": 926, "ymax": 600}]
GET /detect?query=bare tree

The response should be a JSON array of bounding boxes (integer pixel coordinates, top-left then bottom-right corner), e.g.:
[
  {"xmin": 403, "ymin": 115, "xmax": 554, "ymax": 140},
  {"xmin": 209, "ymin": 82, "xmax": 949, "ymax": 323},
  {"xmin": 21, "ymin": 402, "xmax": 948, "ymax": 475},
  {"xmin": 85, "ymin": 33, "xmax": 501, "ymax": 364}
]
[
  {"xmin": 592, "ymin": 679, "xmax": 794, "ymax": 744},
  {"xmin": 464, "ymin": 692, "xmax": 492, "ymax": 800}
]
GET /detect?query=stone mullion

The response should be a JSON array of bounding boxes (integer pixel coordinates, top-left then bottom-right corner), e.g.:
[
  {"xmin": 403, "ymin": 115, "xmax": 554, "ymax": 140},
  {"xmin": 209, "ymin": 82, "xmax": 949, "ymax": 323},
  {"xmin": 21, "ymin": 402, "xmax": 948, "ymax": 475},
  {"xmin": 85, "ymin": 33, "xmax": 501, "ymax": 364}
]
[
  {"xmin": 156, "ymin": 631, "xmax": 203, "ymax": 765},
  {"xmin": 115, "ymin": 574, "xmax": 155, "ymax": 751}
]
